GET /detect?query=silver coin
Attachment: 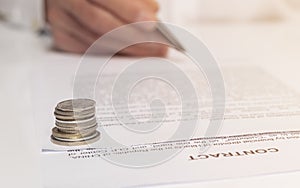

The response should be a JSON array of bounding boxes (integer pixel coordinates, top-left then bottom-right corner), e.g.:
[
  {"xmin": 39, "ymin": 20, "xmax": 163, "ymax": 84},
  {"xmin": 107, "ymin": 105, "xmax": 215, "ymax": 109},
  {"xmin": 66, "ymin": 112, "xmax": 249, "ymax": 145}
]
[
  {"xmin": 56, "ymin": 126, "xmax": 98, "ymax": 135},
  {"xmin": 58, "ymin": 126, "xmax": 98, "ymax": 135},
  {"xmin": 52, "ymin": 131, "xmax": 100, "ymax": 142},
  {"xmin": 55, "ymin": 118, "xmax": 97, "ymax": 128},
  {"xmin": 54, "ymin": 113, "xmax": 95, "ymax": 121},
  {"xmin": 52, "ymin": 127, "xmax": 96, "ymax": 139},
  {"xmin": 56, "ymin": 124, "xmax": 98, "ymax": 133},
  {"xmin": 55, "ymin": 116, "xmax": 96, "ymax": 125},
  {"xmin": 51, "ymin": 131, "xmax": 100, "ymax": 146},
  {"xmin": 57, "ymin": 128, "xmax": 97, "ymax": 135},
  {"xmin": 56, "ymin": 99, "xmax": 96, "ymax": 112},
  {"xmin": 54, "ymin": 107, "xmax": 95, "ymax": 117}
]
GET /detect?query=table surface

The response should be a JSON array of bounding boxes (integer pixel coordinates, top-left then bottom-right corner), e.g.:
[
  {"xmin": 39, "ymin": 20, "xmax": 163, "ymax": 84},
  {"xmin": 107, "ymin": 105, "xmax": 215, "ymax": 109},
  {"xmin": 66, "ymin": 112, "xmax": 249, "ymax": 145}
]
[{"xmin": 1, "ymin": 21, "xmax": 300, "ymax": 188}]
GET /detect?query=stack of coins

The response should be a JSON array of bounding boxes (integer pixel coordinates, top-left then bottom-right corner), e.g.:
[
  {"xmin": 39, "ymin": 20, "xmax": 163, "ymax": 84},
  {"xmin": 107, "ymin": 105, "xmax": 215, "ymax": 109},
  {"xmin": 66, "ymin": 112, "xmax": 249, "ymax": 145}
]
[{"xmin": 51, "ymin": 99, "xmax": 100, "ymax": 146}]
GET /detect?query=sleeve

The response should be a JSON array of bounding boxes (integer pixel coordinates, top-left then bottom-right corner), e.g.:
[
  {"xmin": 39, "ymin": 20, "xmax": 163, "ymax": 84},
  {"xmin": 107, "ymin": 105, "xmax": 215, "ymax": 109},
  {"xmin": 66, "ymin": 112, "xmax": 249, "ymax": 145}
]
[{"xmin": 0, "ymin": 0, "xmax": 46, "ymax": 31}]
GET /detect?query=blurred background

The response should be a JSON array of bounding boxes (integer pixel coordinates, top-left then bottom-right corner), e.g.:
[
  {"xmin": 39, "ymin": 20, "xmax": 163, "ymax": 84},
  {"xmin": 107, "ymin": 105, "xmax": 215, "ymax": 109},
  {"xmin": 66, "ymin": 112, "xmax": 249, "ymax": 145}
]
[
  {"xmin": 1, "ymin": 0, "xmax": 300, "ymax": 29},
  {"xmin": 158, "ymin": 0, "xmax": 300, "ymax": 25}
]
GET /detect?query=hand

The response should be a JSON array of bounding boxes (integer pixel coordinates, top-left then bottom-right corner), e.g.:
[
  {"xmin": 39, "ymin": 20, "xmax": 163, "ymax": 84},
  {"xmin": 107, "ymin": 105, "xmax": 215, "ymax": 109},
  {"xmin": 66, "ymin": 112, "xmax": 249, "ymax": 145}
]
[{"xmin": 46, "ymin": 0, "xmax": 168, "ymax": 56}]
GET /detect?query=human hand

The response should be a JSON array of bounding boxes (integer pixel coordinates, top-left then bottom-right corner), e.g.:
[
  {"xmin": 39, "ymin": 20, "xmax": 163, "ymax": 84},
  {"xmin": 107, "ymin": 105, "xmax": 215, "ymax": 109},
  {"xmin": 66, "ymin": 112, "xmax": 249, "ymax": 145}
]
[{"xmin": 46, "ymin": 0, "xmax": 168, "ymax": 56}]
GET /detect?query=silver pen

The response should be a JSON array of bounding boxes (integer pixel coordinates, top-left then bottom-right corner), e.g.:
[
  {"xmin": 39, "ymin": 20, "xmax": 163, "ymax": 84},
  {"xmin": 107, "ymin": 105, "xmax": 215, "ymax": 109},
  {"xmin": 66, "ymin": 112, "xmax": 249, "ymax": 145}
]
[{"xmin": 156, "ymin": 21, "xmax": 186, "ymax": 52}]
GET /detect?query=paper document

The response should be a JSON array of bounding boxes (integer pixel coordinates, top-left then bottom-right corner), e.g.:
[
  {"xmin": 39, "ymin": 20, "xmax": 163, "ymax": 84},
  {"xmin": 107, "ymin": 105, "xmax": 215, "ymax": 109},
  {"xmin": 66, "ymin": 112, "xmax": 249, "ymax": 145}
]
[{"xmin": 33, "ymin": 57, "xmax": 300, "ymax": 188}]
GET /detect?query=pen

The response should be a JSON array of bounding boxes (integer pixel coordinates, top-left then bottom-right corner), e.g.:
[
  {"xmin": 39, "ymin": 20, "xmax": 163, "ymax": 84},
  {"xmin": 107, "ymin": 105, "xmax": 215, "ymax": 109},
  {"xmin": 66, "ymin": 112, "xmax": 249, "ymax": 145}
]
[{"xmin": 156, "ymin": 21, "xmax": 186, "ymax": 52}]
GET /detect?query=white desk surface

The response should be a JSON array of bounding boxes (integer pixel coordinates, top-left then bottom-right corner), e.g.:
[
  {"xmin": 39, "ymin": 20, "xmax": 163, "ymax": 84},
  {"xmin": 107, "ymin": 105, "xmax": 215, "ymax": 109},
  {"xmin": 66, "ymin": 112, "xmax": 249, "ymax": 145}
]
[{"xmin": 1, "ymin": 21, "xmax": 300, "ymax": 187}]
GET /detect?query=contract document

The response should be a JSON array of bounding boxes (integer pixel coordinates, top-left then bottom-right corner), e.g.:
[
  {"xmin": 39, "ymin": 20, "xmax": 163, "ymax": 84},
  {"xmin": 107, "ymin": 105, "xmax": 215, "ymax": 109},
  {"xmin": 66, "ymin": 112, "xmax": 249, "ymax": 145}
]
[{"xmin": 33, "ymin": 55, "xmax": 300, "ymax": 188}]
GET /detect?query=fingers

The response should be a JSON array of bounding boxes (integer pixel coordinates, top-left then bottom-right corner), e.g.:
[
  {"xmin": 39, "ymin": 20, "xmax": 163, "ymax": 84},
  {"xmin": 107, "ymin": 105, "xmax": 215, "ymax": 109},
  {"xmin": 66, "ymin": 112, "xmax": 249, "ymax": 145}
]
[
  {"xmin": 60, "ymin": 0, "xmax": 124, "ymax": 35},
  {"xmin": 52, "ymin": 28, "xmax": 89, "ymax": 54},
  {"xmin": 46, "ymin": 0, "xmax": 167, "ymax": 56},
  {"xmin": 47, "ymin": 0, "xmax": 99, "ymax": 53},
  {"xmin": 47, "ymin": 7, "xmax": 99, "ymax": 46},
  {"xmin": 119, "ymin": 43, "xmax": 169, "ymax": 57},
  {"xmin": 90, "ymin": 0, "xmax": 159, "ymax": 23},
  {"xmin": 51, "ymin": 28, "xmax": 169, "ymax": 56},
  {"xmin": 47, "ymin": 5, "xmax": 168, "ymax": 56},
  {"xmin": 88, "ymin": 35, "xmax": 168, "ymax": 56}
]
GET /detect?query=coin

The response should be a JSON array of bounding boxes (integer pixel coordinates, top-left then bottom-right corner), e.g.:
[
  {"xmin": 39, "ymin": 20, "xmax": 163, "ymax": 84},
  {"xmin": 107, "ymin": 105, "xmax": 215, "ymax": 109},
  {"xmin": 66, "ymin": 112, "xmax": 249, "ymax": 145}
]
[
  {"xmin": 57, "ymin": 126, "xmax": 98, "ymax": 134},
  {"xmin": 56, "ymin": 99, "xmax": 96, "ymax": 112},
  {"xmin": 54, "ymin": 113, "xmax": 95, "ymax": 121},
  {"xmin": 51, "ymin": 132, "xmax": 100, "ymax": 146},
  {"xmin": 56, "ymin": 124, "xmax": 98, "ymax": 134},
  {"xmin": 55, "ymin": 116, "xmax": 96, "ymax": 125},
  {"xmin": 51, "ymin": 98, "xmax": 100, "ymax": 146},
  {"xmin": 52, "ymin": 131, "xmax": 100, "ymax": 142},
  {"xmin": 55, "ymin": 118, "xmax": 97, "ymax": 128},
  {"xmin": 54, "ymin": 108, "xmax": 95, "ymax": 117},
  {"xmin": 52, "ymin": 127, "xmax": 96, "ymax": 139}
]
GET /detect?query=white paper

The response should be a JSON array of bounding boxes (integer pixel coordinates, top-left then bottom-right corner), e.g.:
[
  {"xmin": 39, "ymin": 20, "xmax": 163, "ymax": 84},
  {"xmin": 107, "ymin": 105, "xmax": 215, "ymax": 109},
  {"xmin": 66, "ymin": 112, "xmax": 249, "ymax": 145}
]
[{"xmin": 32, "ymin": 55, "xmax": 300, "ymax": 188}]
